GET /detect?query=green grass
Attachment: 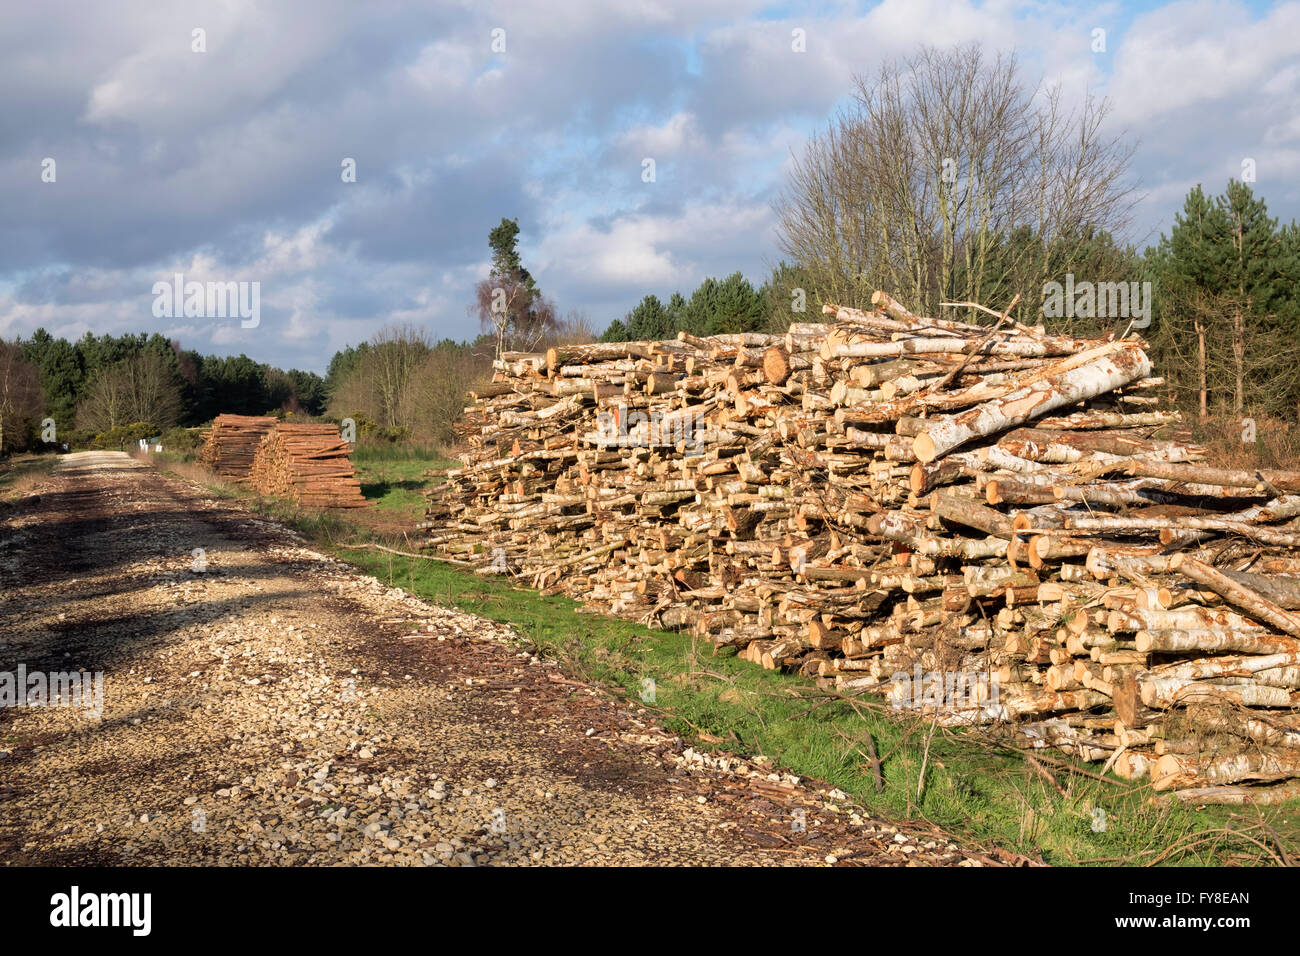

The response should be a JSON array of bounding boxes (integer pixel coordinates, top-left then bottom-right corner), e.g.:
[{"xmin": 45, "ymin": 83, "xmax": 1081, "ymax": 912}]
[
  {"xmin": 158, "ymin": 445, "xmax": 1300, "ymax": 866},
  {"xmin": 351, "ymin": 440, "xmax": 448, "ymax": 463},
  {"xmin": 354, "ymin": 455, "xmax": 455, "ymax": 518},
  {"xmin": 140, "ymin": 449, "xmax": 194, "ymax": 467},
  {"xmin": 0, "ymin": 453, "xmax": 56, "ymax": 499}
]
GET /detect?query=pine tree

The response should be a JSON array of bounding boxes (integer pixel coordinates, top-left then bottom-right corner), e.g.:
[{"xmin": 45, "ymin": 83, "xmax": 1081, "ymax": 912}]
[
  {"xmin": 1148, "ymin": 182, "xmax": 1300, "ymax": 419},
  {"xmin": 21, "ymin": 329, "xmax": 84, "ymax": 430},
  {"xmin": 710, "ymin": 272, "xmax": 765, "ymax": 334},
  {"xmin": 488, "ymin": 218, "xmax": 535, "ymax": 292},
  {"xmin": 476, "ymin": 218, "xmax": 555, "ymax": 355},
  {"xmin": 625, "ymin": 295, "xmax": 673, "ymax": 340},
  {"xmin": 681, "ymin": 277, "xmax": 719, "ymax": 336},
  {"xmin": 598, "ymin": 318, "xmax": 627, "ymax": 343},
  {"xmin": 760, "ymin": 262, "xmax": 817, "ymax": 332},
  {"xmin": 666, "ymin": 292, "xmax": 687, "ymax": 333},
  {"xmin": 1148, "ymin": 185, "xmax": 1228, "ymax": 418},
  {"xmin": 1216, "ymin": 181, "xmax": 1280, "ymax": 413}
]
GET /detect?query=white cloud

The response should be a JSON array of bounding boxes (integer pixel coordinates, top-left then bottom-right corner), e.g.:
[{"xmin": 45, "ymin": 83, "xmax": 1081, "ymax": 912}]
[
  {"xmin": 617, "ymin": 112, "xmax": 702, "ymax": 156},
  {"xmin": 257, "ymin": 222, "xmax": 331, "ymax": 275},
  {"xmin": 82, "ymin": 2, "xmax": 350, "ymax": 131},
  {"xmin": 406, "ymin": 40, "xmax": 478, "ymax": 97},
  {"xmin": 538, "ymin": 195, "xmax": 773, "ymax": 296},
  {"xmin": 1109, "ymin": 0, "xmax": 1300, "ymax": 125}
]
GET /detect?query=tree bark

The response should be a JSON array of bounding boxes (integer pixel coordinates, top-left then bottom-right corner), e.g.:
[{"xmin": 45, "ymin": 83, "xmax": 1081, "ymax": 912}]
[
  {"xmin": 1169, "ymin": 555, "xmax": 1300, "ymax": 640},
  {"xmin": 912, "ymin": 345, "xmax": 1152, "ymax": 462}
]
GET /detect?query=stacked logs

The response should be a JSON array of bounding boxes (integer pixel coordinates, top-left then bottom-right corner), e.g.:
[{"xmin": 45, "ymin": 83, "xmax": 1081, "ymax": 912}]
[
  {"xmin": 196, "ymin": 414, "xmax": 277, "ymax": 481},
  {"xmin": 419, "ymin": 291, "xmax": 1300, "ymax": 802},
  {"xmin": 249, "ymin": 423, "xmax": 368, "ymax": 509}
]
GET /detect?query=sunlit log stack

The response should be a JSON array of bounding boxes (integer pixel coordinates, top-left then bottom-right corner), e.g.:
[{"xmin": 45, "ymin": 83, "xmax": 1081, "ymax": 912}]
[
  {"xmin": 420, "ymin": 290, "xmax": 1300, "ymax": 803},
  {"xmin": 196, "ymin": 414, "xmax": 277, "ymax": 481},
  {"xmin": 249, "ymin": 423, "xmax": 368, "ymax": 509}
]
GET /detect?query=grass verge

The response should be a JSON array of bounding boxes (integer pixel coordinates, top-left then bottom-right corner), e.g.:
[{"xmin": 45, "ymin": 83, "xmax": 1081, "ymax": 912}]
[{"xmin": 0, "ymin": 453, "xmax": 57, "ymax": 503}]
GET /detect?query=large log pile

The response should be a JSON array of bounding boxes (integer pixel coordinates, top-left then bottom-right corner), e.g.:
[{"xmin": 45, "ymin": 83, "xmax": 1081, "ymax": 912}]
[
  {"xmin": 249, "ymin": 424, "xmax": 368, "ymax": 509},
  {"xmin": 420, "ymin": 291, "xmax": 1300, "ymax": 802},
  {"xmin": 196, "ymin": 414, "xmax": 278, "ymax": 481}
]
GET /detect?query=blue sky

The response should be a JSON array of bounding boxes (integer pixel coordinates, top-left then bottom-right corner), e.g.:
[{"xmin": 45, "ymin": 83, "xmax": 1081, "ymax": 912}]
[{"xmin": 2, "ymin": 0, "xmax": 1297, "ymax": 373}]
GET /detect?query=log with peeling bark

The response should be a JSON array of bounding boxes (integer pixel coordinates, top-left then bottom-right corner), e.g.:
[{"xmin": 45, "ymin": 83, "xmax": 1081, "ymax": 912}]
[
  {"xmin": 1158, "ymin": 781, "xmax": 1300, "ymax": 805},
  {"xmin": 1215, "ymin": 569, "xmax": 1300, "ymax": 609},
  {"xmin": 911, "ymin": 344, "xmax": 1153, "ymax": 463},
  {"xmin": 420, "ymin": 288, "xmax": 1300, "ymax": 797},
  {"xmin": 1168, "ymin": 555, "xmax": 1300, "ymax": 639}
]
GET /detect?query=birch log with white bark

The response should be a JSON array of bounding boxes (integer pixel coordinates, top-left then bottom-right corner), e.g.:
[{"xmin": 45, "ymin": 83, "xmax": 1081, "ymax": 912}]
[
  {"xmin": 912, "ymin": 345, "xmax": 1152, "ymax": 463},
  {"xmin": 1170, "ymin": 554, "xmax": 1300, "ymax": 640}
]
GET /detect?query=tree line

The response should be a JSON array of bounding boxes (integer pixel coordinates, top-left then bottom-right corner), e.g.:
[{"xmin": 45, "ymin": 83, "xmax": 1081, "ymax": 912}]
[
  {"xmin": 324, "ymin": 329, "xmax": 492, "ymax": 446},
  {"xmin": 594, "ymin": 267, "xmax": 810, "ymax": 342},
  {"xmin": 0, "ymin": 330, "xmax": 328, "ymax": 452}
]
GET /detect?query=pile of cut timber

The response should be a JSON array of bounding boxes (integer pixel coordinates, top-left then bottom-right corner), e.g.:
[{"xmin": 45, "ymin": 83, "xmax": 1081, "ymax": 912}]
[
  {"xmin": 196, "ymin": 414, "xmax": 277, "ymax": 481},
  {"xmin": 420, "ymin": 290, "xmax": 1300, "ymax": 803},
  {"xmin": 249, "ymin": 423, "xmax": 368, "ymax": 509}
]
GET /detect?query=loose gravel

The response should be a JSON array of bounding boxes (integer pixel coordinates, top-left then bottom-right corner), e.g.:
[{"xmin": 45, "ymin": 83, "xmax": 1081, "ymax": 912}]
[{"xmin": 0, "ymin": 452, "xmax": 983, "ymax": 866}]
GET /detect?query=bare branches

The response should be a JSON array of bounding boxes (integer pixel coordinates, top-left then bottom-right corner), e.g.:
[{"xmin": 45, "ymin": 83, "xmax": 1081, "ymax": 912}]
[
  {"xmin": 0, "ymin": 342, "xmax": 42, "ymax": 452},
  {"xmin": 76, "ymin": 351, "xmax": 182, "ymax": 434},
  {"xmin": 775, "ymin": 44, "xmax": 1137, "ymax": 328}
]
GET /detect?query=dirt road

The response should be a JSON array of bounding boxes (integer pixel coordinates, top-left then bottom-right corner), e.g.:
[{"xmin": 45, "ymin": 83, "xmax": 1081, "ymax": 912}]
[{"xmin": 0, "ymin": 452, "xmax": 979, "ymax": 866}]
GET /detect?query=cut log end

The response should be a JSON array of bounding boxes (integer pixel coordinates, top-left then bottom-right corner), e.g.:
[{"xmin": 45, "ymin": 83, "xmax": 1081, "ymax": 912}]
[{"xmin": 762, "ymin": 346, "xmax": 791, "ymax": 386}]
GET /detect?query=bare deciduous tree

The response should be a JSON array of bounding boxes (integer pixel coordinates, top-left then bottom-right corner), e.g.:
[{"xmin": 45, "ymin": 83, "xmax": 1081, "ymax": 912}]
[
  {"xmin": 553, "ymin": 309, "xmax": 596, "ymax": 346},
  {"xmin": 327, "ymin": 324, "xmax": 439, "ymax": 435},
  {"xmin": 76, "ymin": 351, "xmax": 182, "ymax": 433},
  {"xmin": 0, "ymin": 341, "xmax": 43, "ymax": 452},
  {"xmin": 367, "ymin": 324, "xmax": 431, "ymax": 431},
  {"xmin": 775, "ymin": 44, "xmax": 1138, "ymax": 324},
  {"xmin": 473, "ymin": 277, "xmax": 558, "ymax": 355},
  {"xmin": 411, "ymin": 343, "xmax": 491, "ymax": 446}
]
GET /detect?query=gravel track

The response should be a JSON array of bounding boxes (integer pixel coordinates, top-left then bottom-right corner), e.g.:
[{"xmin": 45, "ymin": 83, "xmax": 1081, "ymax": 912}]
[{"xmin": 0, "ymin": 452, "xmax": 983, "ymax": 866}]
